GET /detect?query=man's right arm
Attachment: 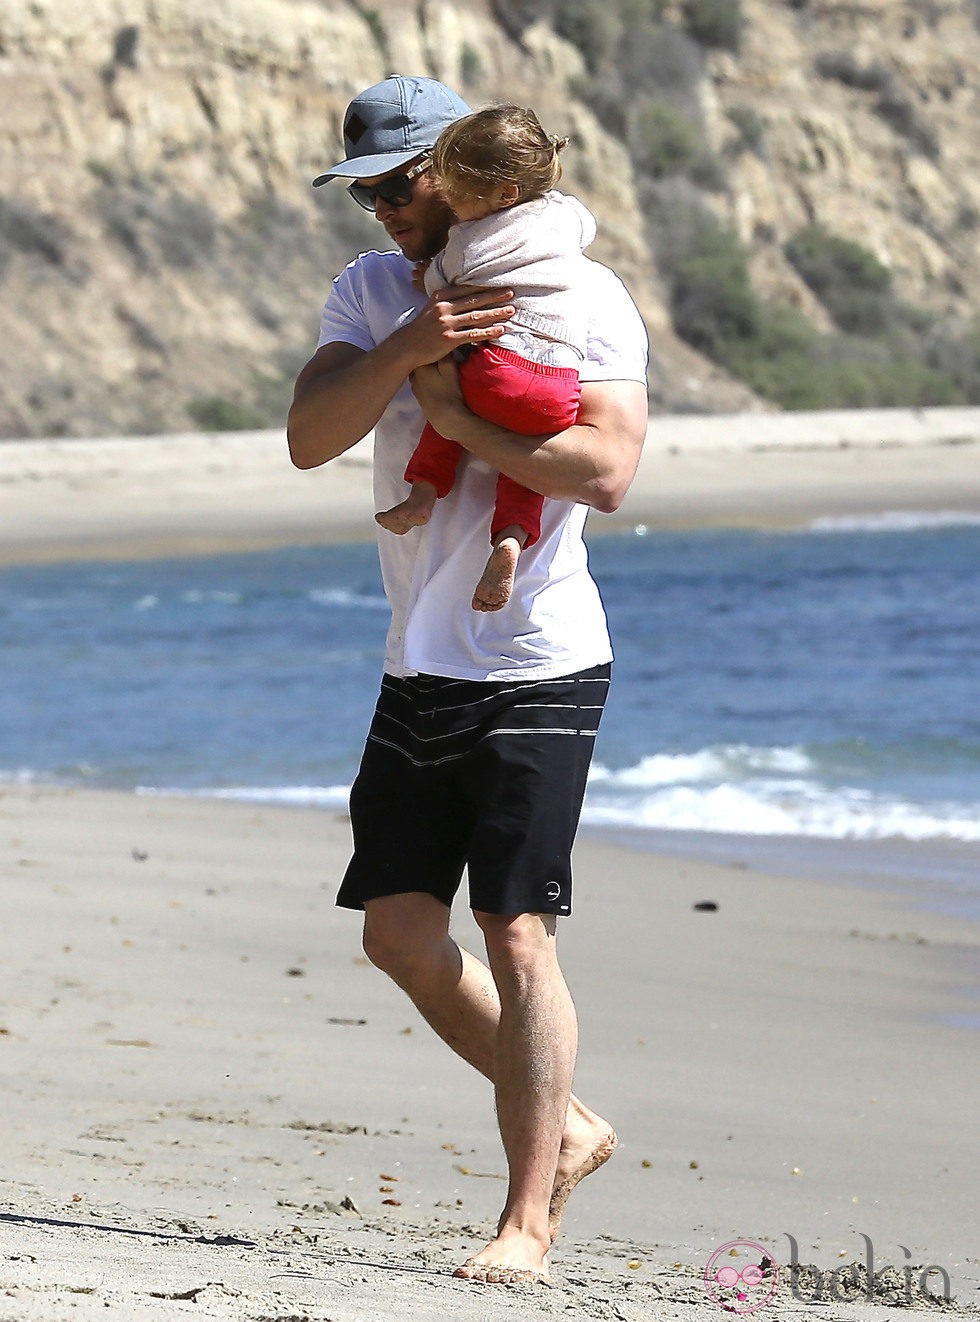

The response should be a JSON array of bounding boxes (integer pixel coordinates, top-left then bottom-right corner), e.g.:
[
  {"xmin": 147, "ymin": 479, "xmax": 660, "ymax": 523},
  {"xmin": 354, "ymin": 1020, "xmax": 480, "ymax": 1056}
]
[
  {"xmin": 287, "ymin": 338, "xmax": 416, "ymax": 470},
  {"xmin": 286, "ymin": 286, "xmax": 516, "ymax": 471}
]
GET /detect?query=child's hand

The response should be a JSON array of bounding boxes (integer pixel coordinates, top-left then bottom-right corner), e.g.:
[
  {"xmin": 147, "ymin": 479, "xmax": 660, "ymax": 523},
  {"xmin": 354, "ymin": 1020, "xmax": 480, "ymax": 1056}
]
[{"xmin": 411, "ymin": 259, "xmax": 432, "ymax": 293}]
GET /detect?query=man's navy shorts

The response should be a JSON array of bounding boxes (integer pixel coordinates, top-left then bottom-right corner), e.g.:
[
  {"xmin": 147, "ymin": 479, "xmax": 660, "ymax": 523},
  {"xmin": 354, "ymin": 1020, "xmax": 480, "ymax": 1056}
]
[{"xmin": 336, "ymin": 663, "xmax": 611, "ymax": 917}]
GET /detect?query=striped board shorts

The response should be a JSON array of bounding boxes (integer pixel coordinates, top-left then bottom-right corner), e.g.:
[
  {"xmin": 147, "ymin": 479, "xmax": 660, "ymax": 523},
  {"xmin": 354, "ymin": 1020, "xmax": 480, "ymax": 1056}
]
[{"xmin": 336, "ymin": 663, "xmax": 611, "ymax": 917}]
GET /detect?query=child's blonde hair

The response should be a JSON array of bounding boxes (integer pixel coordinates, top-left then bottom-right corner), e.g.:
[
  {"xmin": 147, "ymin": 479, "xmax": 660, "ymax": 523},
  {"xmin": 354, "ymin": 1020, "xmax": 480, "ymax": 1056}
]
[{"xmin": 432, "ymin": 105, "xmax": 569, "ymax": 207}]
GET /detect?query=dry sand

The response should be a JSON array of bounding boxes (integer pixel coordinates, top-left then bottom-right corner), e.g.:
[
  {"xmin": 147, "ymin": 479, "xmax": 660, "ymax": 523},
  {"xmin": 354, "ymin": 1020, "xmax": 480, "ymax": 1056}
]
[
  {"xmin": 1, "ymin": 787, "xmax": 979, "ymax": 1320},
  {"xmin": 2, "ymin": 409, "xmax": 980, "ymax": 1318},
  {"xmin": 3, "ymin": 405, "xmax": 980, "ymax": 566}
]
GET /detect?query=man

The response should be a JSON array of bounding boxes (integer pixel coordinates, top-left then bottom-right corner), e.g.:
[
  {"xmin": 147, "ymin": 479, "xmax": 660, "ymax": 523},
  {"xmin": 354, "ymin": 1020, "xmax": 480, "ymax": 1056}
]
[{"xmin": 288, "ymin": 75, "xmax": 648, "ymax": 1285}]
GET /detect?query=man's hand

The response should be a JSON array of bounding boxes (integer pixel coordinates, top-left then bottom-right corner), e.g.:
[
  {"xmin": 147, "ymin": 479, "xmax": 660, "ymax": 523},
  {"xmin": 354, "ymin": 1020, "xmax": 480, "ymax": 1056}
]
[
  {"xmin": 410, "ymin": 357, "xmax": 467, "ymax": 435},
  {"xmin": 287, "ymin": 286, "xmax": 513, "ymax": 471},
  {"xmin": 411, "ymin": 260, "xmax": 432, "ymax": 294},
  {"xmin": 394, "ymin": 285, "xmax": 514, "ymax": 367}
]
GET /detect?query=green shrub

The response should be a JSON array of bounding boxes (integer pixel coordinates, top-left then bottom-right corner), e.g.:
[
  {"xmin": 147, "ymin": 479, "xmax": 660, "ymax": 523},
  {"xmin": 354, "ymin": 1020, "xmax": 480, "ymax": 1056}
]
[
  {"xmin": 0, "ymin": 196, "xmax": 67, "ymax": 271},
  {"xmin": 618, "ymin": 0, "xmax": 666, "ymax": 21},
  {"xmin": 824, "ymin": 288, "xmax": 894, "ymax": 336},
  {"xmin": 680, "ymin": 0, "xmax": 742, "ymax": 52},
  {"xmin": 111, "ymin": 24, "xmax": 140, "ymax": 69},
  {"xmin": 98, "ymin": 184, "xmax": 216, "ymax": 271},
  {"xmin": 925, "ymin": 318, "xmax": 980, "ymax": 400},
  {"xmin": 652, "ymin": 195, "xmax": 967, "ymax": 408},
  {"xmin": 579, "ymin": 21, "xmax": 704, "ymax": 143},
  {"xmin": 785, "ymin": 224, "xmax": 891, "ymax": 296},
  {"xmin": 814, "ymin": 50, "xmax": 892, "ymax": 93},
  {"xmin": 553, "ymin": 0, "xmax": 623, "ymax": 72},
  {"xmin": 874, "ymin": 84, "xmax": 939, "ymax": 158},
  {"xmin": 186, "ymin": 396, "xmax": 267, "ymax": 431},
  {"xmin": 253, "ymin": 353, "xmax": 316, "ymax": 425},
  {"xmin": 572, "ymin": 77, "xmax": 627, "ymax": 138},
  {"xmin": 156, "ymin": 195, "xmax": 217, "ymax": 269},
  {"xmin": 460, "ymin": 42, "xmax": 482, "ymax": 86},
  {"xmin": 812, "ymin": 53, "xmax": 939, "ymax": 157},
  {"xmin": 629, "ymin": 101, "xmax": 726, "ymax": 189},
  {"xmin": 725, "ymin": 104, "xmax": 767, "ymax": 158},
  {"xmin": 86, "ymin": 159, "xmax": 116, "ymax": 185},
  {"xmin": 721, "ymin": 325, "xmax": 962, "ymax": 410},
  {"xmin": 657, "ymin": 207, "xmax": 760, "ymax": 352},
  {"xmin": 620, "ymin": 21, "xmax": 703, "ymax": 111},
  {"xmin": 784, "ymin": 224, "xmax": 895, "ymax": 332},
  {"xmin": 350, "ymin": 4, "xmax": 391, "ymax": 63}
]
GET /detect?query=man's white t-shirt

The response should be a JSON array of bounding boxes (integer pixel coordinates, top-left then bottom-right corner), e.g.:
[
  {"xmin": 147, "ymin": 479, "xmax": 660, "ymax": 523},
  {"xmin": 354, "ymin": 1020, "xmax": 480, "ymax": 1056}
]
[{"xmin": 317, "ymin": 248, "xmax": 648, "ymax": 682}]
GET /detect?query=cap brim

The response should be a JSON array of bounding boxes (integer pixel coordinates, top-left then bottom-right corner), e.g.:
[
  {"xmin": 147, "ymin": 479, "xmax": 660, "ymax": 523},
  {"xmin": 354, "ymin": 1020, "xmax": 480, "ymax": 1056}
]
[{"xmin": 312, "ymin": 147, "xmax": 425, "ymax": 187}]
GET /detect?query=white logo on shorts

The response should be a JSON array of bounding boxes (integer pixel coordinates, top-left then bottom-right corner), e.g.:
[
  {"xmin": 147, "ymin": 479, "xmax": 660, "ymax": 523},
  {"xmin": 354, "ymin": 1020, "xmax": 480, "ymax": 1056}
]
[{"xmin": 545, "ymin": 881, "xmax": 561, "ymax": 902}]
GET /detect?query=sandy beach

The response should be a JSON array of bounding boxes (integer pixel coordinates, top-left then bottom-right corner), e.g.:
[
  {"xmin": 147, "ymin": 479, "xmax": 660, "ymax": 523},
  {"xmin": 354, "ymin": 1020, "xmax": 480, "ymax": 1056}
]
[
  {"xmin": 2, "ymin": 786, "xmax": 979, "ymax": 1320},
  {"xmin": 4, "ymin": 406, "xmax": 980, "ymax": 566},
  {"xmin": 2, "ymin": 410, "xmax": 980, "ymax": 1318}
]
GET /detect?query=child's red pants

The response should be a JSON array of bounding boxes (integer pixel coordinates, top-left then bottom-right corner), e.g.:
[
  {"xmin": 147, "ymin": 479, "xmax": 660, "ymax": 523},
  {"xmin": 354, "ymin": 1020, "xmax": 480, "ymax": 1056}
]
[{"xmin": 404, "ymin": 344, "xmax": 581, "ymax": 548}]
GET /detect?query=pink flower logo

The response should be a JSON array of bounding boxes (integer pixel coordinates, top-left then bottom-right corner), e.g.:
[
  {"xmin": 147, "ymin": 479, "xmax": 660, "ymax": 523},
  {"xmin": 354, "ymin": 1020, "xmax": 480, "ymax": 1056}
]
[{"xmin": 704, "ymin": 1240, "xmax": 780, "ymax": 1313}]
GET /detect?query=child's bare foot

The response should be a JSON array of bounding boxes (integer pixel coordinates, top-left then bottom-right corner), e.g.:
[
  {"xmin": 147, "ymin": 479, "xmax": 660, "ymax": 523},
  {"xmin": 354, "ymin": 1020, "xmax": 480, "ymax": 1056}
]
[
  {"xmin": 473, "ymin": 529, "xmax": 525, "ymax": 612},
  {"xmin": 375, "ymin": 481, "xmax": 437, "ymax": 534}
]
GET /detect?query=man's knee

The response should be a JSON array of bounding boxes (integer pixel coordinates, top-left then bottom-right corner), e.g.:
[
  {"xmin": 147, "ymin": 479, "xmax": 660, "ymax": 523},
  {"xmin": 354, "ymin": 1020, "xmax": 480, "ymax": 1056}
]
[
  {"xmin": 362, "ymin": 892, "xmax": 451, "ymax": 977},
  {"xmin": 474, "ymin": 910, "xmax": 557, "ymax": 969}
]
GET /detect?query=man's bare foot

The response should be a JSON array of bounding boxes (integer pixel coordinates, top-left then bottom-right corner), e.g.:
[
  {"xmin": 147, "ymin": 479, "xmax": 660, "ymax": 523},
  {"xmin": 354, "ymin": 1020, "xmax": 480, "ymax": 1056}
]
[
  {"xmin": 453, "ymin": 1226, "xmax": 550, "ymax": 1286},
  {"xmin": 472, "ymin": 533, "xmax": 523, "ymax": 611},
  {"xmin": 376, "ymin": 481, "xmax": 437, "ymax": 534},
  {"xmin": 549, "ymin": 1102, "xmax": 618, "ymax": 1241}
]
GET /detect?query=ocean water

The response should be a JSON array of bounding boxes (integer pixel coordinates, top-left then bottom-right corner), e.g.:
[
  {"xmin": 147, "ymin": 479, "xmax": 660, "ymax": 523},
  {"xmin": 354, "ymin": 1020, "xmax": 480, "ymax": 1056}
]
[{"xmin": 2, "ymin": 520, "xmax": 978, "ymax": 904}]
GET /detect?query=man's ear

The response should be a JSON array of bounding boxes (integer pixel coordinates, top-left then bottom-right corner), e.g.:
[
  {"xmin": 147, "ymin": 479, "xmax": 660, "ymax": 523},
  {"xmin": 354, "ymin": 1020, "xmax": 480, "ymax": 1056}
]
[{"xmin": 498, "ymin": 183, "xmax": 521, "ymax": 208}]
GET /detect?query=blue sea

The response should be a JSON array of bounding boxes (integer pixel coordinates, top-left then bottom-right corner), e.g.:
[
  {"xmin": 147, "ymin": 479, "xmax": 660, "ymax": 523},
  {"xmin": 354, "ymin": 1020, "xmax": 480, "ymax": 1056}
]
[{"xmin": 3, "ymin": 517, "xmax": 979, "ymax": 912}]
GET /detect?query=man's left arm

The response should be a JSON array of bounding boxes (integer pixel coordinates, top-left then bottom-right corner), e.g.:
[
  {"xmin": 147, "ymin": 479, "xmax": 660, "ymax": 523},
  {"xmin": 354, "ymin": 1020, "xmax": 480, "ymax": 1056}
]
[{"xmin": 409, "ymin": 358, "xmax": 648, "ymax": 513}]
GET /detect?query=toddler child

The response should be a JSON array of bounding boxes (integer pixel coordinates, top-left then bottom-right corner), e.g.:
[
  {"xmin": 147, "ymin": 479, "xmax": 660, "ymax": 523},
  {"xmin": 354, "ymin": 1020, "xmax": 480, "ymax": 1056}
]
[{"xmin": 375, "ymin": 104, "xmax": 596, "ymax": 612}]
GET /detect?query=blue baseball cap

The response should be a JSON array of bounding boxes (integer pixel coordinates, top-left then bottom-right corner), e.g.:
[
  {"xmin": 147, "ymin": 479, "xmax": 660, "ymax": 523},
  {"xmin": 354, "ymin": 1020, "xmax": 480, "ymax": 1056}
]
[{"xmin": 313, "ymin": 76, "xmax": 470, "ymax": 185}]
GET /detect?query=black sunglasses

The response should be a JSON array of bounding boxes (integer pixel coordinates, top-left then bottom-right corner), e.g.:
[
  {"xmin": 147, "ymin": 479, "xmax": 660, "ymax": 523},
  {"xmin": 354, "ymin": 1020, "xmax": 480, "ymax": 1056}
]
[{"xmin": 347, "ymin": 157, "xmax": 432, "ymax": 212}]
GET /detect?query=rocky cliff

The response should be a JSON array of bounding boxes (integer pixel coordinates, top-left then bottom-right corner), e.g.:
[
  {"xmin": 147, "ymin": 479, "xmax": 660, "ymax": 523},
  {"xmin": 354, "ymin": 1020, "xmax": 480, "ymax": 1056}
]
[{"xmin": 1, "ymin": 0, "xmax": 977, "ymax": 437}]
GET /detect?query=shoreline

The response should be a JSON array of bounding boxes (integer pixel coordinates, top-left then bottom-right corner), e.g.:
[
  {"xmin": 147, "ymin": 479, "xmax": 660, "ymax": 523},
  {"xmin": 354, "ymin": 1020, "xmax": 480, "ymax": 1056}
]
[
  {"xmin": 2, "ymin": 784, "xmax": 979, "ymax": 1318},
  {"xmin": 7, "ymin": 770, "xmax": 979, "ymax": 919},
  {"xmin": 3, "ymin": 406, "xmax": 980, "ymax": 566},
  {"xmin": 580, "ymin": 822, "xmax": 980, "ymax": 925}
]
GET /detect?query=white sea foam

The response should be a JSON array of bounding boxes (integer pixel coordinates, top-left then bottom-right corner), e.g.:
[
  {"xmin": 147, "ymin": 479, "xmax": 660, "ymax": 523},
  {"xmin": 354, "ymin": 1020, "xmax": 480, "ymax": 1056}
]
[
  {"xmin": 160, "ymin": 784, "xmax": 353, "ymax": 811},
  {"xmin": 150, "ymin": 764, "xmax": 980, "ymax": 844},
  {"xmin": 588, "ymin": 744, "xmax": 814, "ymax": 787},
  {"xmin": 0, "ymin": 767, "xmax": 42, "ymax": 786},
  {"xmin": 809, "ymin": 510, "xmax": 980, "ymax": 533},
  {"xmin": 583, "ymin": 765, "xmax": 980, "ymax": 842},
  {"xmin": 307, "ymin": 588, "xmax": 388, "ymax": 610}
]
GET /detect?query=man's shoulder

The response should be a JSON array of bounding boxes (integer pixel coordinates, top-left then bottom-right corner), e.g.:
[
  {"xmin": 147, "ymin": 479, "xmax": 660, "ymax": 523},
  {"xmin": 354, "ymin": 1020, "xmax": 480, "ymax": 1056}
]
[
  {"xmin": 320, "ymin": 248, "xmax": 418, "ymax": 351},
  {"xmin": 579, "ymin": 259, "xmax": 648, "ymax": 378},
  {"xmin": 581, "ymin": 255, "xmax": 631, "ymax": 291},
  {"xmin": 335, "ymin": 246, "xmax": 412, "ymax": 288}
]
